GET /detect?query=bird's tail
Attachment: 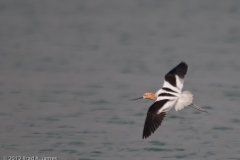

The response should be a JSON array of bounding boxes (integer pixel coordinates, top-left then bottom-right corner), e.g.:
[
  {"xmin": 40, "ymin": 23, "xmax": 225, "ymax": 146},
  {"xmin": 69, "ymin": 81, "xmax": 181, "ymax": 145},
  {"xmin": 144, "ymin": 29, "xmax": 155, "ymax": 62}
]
[
  {"xmin": 175, "ymin": 90, "xmax": 208, "ymax": 113},
  {"xmin": 175, "ymin": 90, "xmax": 193, "ymax": 111}
]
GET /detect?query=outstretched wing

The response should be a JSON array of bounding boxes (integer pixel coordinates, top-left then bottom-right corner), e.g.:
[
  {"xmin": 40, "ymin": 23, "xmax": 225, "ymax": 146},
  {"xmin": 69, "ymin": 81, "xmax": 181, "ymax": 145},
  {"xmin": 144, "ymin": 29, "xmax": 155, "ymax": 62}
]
[
  {"xmin": 162, "ymin": 62, "xmax": 188, "ymax": 93},
  {"xmin": 142, "ymin": 99, "xmax": 173, "ymax": 139},
  {"xmin": 143, "ymin": 112, "xmax": 166, "ymax": 139}
]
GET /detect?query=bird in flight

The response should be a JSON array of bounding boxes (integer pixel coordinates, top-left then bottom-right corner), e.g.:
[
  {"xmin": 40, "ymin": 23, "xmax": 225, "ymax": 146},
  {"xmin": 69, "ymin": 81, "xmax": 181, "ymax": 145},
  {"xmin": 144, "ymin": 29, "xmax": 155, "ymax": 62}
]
[{"xmin": 131, "ymin": 62, "xmax": 207, "ymax": 139}]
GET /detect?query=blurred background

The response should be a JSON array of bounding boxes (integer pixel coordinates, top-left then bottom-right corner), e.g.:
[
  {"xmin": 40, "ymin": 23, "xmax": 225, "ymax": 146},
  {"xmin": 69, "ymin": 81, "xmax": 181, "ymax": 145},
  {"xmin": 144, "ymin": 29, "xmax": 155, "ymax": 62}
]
[{"xmin": 0, "ymin": 0, "xmax": 240, "ymax": 159}]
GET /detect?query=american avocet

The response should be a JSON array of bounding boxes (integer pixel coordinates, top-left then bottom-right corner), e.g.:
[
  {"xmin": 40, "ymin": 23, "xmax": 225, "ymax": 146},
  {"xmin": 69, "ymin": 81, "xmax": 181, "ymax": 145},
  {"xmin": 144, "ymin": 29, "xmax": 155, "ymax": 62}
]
[{"xmin": 132, "ymin": 62, "xmax": 207, "ymax": 139}]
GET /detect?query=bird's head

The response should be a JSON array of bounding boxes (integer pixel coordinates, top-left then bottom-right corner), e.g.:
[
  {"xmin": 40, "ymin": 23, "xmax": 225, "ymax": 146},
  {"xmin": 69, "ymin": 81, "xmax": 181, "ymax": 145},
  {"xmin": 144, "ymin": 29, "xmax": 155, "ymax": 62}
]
[{"xmin": 131, "ymin": 92, "xmax": 157, "ymax": 101}]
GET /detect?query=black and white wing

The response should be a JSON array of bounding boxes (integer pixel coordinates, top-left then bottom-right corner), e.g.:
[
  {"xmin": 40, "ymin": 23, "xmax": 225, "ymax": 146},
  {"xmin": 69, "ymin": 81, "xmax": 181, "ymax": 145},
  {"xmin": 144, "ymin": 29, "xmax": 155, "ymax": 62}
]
[
  {"xmin": 142, "ymin": 99, "xmax": 176, "ymax": 139},
  {"xmin": 162, "ymin": 62, "xmax": 188, "ymax": 93}
]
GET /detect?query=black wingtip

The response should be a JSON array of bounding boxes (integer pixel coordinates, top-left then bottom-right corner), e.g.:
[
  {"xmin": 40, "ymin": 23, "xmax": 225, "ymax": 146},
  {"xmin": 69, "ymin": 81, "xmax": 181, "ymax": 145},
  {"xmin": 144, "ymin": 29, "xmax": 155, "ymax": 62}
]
[
  {"xmin": 180, "ymin": 61, "xmax": 188, "ymax": 66},
  {"xmin": 165, "ymin": 61, "xmax": 188, "ymax": 79},
  {"xmin": 142, "ymin": 133, "xmax": 150, "ymax": 139},
  {"xmin": 142, "ymin": 132, "xmax": 151, "ymax": 139},
  {"xmin": 178, "ymin": 61, "xmax": 188, "ymax": 68}
]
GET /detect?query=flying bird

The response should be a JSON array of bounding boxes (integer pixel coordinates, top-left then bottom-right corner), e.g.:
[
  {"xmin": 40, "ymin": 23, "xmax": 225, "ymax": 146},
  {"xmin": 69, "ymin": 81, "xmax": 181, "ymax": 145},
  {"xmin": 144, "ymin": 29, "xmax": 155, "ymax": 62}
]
[{"xmin": 132, "ymin": 62, "xmax": 207, "ymax": 139}]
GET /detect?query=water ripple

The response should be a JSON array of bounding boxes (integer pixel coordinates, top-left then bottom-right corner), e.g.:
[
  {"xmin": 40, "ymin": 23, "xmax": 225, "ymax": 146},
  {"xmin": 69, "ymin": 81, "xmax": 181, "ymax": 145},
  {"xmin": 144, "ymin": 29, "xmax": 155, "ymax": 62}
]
[
  {"xmin": 149, "ymin": 141, "xmax": 166, "ymax": 146},
  {"xmin": 213, "ymin": 127, "xmax": 233, "ymax": 130},
  {"xmin": 144, "ymin": 148, "xmax": 172, "ymax": 152}
]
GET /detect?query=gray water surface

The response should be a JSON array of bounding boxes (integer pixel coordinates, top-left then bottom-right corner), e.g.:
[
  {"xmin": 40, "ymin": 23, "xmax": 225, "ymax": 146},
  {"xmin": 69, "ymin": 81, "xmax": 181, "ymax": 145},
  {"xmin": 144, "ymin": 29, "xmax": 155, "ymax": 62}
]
[{"xmin": 0, "ymin": 1, "xmax": 240, "ymax": 160}]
